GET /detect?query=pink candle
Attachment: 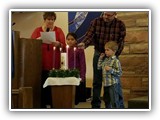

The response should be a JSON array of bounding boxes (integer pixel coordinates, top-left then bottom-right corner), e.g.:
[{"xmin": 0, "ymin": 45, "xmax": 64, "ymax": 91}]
[
  {"xmin": 74, "ymin": 47, "xmax": 76, "ymax": 69},
  {"xmin": 53, "ymin": 46, "xmax": 56, "ymax": 69}
]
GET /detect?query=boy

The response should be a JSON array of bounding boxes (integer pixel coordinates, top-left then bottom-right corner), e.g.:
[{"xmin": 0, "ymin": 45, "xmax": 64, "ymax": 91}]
[{"xmin": 97, "ymin": 41, "xmax": 122, "ymax": 108}]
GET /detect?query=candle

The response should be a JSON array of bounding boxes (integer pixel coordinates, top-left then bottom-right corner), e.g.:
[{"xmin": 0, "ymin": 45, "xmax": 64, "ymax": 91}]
[
  {"xmin": 66, "ymin": 45, "xmax": 69, "ymax": 69},
  {"xmin": 60, "ymin": 47, "xmax": 62, "ymax": 69},
  {"xmin": 74, "ymin": 47, "xmax": 76, "ymax": 69},
  {"xmin": 53, "ymin": 46, "xmax": 56, "ymax": 69},
  {"xmin": 61, "ymin": 53, "xmax": 67, "ymax": 70}
]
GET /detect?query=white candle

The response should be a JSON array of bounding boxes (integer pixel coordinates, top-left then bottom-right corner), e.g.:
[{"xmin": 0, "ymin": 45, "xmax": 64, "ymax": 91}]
[
  {"xmin": 61, "ymin": 53, "xmax": 67, "ymax": 70},
  {"xmin": 66, "ymin": 45, "xmax": 69, "ymax": 69},
  {"xmin": 53, "ymin": 46, "xmax": 56, "ymax": 69},
  {"xmin": 74, "ymin": 47, "xmax": 76, "ymax": 69}
]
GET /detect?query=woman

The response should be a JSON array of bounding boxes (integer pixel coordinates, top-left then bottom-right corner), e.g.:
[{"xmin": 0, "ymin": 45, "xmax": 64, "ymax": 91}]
[{"xmin": 31, "ymin": 12, "xmax": 66, "ymax": 108}]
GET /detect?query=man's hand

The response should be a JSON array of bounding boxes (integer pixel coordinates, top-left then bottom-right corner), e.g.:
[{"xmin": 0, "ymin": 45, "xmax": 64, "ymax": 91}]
[{"xmin": 77, "ymin": 43, "xmax": 85, "ymax": 49}]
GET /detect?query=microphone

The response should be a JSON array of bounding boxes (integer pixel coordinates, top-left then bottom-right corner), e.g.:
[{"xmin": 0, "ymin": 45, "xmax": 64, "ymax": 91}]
[
  {"xmin": 46, "ymin": 28, "xmax": 50, "ymax": 32},
  {"xmin": 46, "ymin": 28, "xmax": 50, "ymax": 50},
  {"xmin": 12, "ymin": 22, "xmax": 16, "ymax": 26}
]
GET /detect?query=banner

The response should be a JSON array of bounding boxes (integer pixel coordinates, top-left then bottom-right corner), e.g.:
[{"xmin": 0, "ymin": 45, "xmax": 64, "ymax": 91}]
[{"xmin": 68, "ymin": 12, "xmax": 102, "ymax": 43}]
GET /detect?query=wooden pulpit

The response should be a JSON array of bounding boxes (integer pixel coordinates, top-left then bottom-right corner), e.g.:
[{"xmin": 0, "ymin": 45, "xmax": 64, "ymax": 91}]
[{"xmin": 12, "ymin": 31, "xmax": 42, "ymax": 108}]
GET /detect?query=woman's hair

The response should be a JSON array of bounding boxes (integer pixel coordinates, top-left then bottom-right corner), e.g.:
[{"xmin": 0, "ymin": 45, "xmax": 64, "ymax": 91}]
[
  {"xmin": 105, "ymin": 41, "xmax": 118, "ymax": 52},
  {"xmin": 66, "ymin": 32, "xmax": 77, "ymax": 40},
  {"xmin": 43, "ymin": 12, "xmax": 56, "ymax": 20}
]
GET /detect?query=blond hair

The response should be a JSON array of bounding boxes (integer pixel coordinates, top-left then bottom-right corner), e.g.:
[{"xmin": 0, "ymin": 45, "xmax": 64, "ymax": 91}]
[{"xmin": 105, "ymin": 41, "xmax": 118, "ymax": 52}]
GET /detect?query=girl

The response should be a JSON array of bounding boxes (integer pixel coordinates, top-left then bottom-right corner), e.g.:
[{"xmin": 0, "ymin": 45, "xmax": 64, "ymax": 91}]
[{"xmin": 66, "ymin": 32, "xmax": 86, "ymax": 105}]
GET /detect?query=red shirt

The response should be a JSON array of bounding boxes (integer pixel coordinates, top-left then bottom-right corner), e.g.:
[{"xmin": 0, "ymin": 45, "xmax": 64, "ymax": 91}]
[{"xmin": 31, "ymin": 26, "xmax": 66, "ymax": 70}]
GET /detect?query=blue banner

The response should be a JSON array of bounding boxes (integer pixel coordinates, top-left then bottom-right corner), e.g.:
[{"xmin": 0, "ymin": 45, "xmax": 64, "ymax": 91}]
[{"xmin": 68, "ymin": 12, "xmax": 102, "ymax": 43}]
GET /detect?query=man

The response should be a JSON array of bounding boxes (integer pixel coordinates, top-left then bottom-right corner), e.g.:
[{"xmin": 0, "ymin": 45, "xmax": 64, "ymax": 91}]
[{"xmin": 78, "ymin": 12, "xmax": 126, "ymax": 108}]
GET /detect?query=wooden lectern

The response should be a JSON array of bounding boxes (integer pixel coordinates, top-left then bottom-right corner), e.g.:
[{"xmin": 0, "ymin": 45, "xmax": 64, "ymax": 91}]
[
  {"xmin": 43, "ymin": 77, "xmax": 80, "ymax": 109},
  {"xmin": 12, "ymin": 31, "xmax": 42, "ymax": 108}
]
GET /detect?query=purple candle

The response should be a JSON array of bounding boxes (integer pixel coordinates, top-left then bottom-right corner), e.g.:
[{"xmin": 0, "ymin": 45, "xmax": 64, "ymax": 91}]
[
  {"xmin": 53, "ymin": 46, "xmax": 56, "ymax": 69},
  {"xmin": 66, "ymin": 45, "xmax": 69, "ymax": 69},
  {"xmin": 74, "ymin": 47, "xmax": 76, "ymax": 69}
]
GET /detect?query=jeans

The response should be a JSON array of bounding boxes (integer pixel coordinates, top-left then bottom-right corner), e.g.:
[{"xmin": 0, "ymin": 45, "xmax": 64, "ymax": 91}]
[
  {"xmin": 103, "ymin": 84, "xmax": 119, "ymax": 108},
  {"xmin": 117, "ymin": 81, "xmax": 124, "ymax": 108},
  {"xmin": 91, "ymin": 51, "xmax": 102, "ymax": 108}
]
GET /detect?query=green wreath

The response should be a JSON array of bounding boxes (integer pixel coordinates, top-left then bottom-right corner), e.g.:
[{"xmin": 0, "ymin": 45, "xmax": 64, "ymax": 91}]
[{"xmin": 49, "ymin": 69, "xmax": 80, "ymax": 78}]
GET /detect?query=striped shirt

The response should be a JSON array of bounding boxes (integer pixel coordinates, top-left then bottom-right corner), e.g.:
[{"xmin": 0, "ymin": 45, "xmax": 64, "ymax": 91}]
[
  {"xmin": 82, "ymin": 17, "xmax": 126, "ymax": 56},
  {"xmin": 97, "ymin": 55, "xmax": 122, "ymax": 86}
]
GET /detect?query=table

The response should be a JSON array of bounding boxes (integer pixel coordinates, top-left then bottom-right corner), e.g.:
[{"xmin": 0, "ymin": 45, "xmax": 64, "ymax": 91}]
[{"xmin": 43, "ymin": 77, "xmax": 80, "ymax": 108}]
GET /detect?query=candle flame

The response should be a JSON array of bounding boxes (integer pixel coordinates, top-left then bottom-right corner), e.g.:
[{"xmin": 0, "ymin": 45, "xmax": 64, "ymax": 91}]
[
  {"xmin": 66, "ymin": 45, "xmax": 69, "ymax": 48},
  {"xmin": 53, "ymin": 47, "xmax": 56, "ymax": 50},
  {"xmin": 60, "ymin": 47, "xmax": 62, "ymax": 51}
]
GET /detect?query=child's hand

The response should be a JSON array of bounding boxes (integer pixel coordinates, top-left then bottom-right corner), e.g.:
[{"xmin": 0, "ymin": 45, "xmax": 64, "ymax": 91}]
[
  {"xmin": 99, "ymin": 53, "xmax": 105, "ymax": 59},
  {"xmin": 105, "ymin": 66, "xmax": 111, "ymax": 71}
]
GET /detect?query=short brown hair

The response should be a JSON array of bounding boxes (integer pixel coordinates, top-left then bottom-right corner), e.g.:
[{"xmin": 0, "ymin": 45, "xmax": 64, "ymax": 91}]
[
  {"xmin": 43, "ymin": 12, "xmax": 56, "ymax": 20},
  {"xmin": 105, "ymin": 41, "xmax": 118, "ymax": 52}
]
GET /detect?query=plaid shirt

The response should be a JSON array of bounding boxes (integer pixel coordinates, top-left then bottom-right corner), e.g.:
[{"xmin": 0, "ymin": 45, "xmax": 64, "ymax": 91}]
[
  {"xmin": 82, "ymin": 17, "xmax": 126, "ymax": 56},
  {"xmin": 97, "ymin": 55, "xmax": 122, "ymax": 86}
]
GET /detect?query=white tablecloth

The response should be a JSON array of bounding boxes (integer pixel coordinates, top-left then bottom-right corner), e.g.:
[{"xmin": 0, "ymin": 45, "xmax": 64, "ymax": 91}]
[{"xmin": 43, "ymin": 77, "xmax": 81, "ymax": 88}]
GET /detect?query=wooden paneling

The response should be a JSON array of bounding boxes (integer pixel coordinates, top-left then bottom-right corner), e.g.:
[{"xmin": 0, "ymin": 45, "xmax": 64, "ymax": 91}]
[
  {"xmin": 11, "ymin": 31, "xmax": 42, "ymax": 108},
  {"xmin": 12, "ymin": 87, "xmax": 33, "ymax": 108},
  {"xmin": 51, "ymin": 85, "xmax": 76, "ymax": 108}
]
